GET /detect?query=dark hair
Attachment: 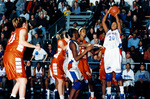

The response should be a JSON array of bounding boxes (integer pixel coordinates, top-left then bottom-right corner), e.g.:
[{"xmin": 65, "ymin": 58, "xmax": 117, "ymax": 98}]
[
  {"xmin": 126, "ymin": 63, "xmax": 131, "ymax": 68},
  {"xmin": 12, "ymin": 17, "xmax": 27, "ymax": 28},
  {"xmin": 36, "ymin": 62, "xmax": 41, "ymax": 66},
  {"xmin": 68, "ymin": 28, "xmax": 77, "ymax": 38}
]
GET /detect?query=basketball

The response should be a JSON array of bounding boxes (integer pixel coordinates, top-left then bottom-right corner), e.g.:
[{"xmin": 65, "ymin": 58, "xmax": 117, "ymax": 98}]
[{"xmin": 110, "ymin": 6, "xmax": 120, "ymax": 16}]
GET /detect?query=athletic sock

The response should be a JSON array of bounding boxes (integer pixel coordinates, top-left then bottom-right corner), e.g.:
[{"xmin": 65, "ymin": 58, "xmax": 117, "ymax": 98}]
[
  {"xmin": 119, "ymin": 86, "xmax": 124, "ymax": 94},
  {"xmin": 67, "ymin": 88, "xmax": 69, "ymax": 98},
  {"xmin": 54, "ymin": 89, "xmax": 58, "ymax": 99},
  {"xmin": 10, "ymin": 94, "xmax": 16, "ymax": 98},
  {"xmin": 91, "ymin": 92, "xmax": 94, "ymax": 98},
  {"xmin": 107, "ymin": 87, "xmax": 111, "ymax": 95},
  {"xmin": 30, "ymin": 88, "xmax": 33, "ymax": 91},
  {"xmin": 60, "ymin": 95, "xmax": 64, "ymax": 99},
  {"xmin": 41, "ymin": 88, "xmax": 43, "ymax": 92}
]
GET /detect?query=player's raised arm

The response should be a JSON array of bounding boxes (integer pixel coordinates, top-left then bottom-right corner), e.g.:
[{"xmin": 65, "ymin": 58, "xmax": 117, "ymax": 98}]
[
  {"xmin": 114, "ymin": 13, "xmax": 122, "ymax": 34},
  {"xmin": 102, "ymin": 8, "xmax": 111, "ymax": 33},
  {"xmin": 70, "ymin": 41, "xmax": 93, "ymax": 61}
]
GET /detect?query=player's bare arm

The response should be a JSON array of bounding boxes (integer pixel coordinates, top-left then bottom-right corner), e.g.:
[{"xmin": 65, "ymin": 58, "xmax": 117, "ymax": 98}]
[
  {"xmin": 70, "ymin": 41, "xmax": 93, "ymax": 61},
  {"xmin": 102, "ymin": 8, "xmax": 111, "ymax": 33},
  {"xmin": 114, "ymin": 13, "xmax": 122, "ymax": 34}
]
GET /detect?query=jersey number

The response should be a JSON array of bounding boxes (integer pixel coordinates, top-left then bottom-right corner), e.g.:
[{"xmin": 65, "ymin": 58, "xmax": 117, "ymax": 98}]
[
  {"xmin": 109, "ymin": 36, "xmax": 115, "ymax": 41},
  {"xmin": 8, "ymin": 33, "xmax": 16, "ymax": 45}
]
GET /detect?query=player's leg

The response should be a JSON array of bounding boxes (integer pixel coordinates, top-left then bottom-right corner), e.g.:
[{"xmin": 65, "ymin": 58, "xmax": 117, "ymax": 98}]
[
  {"xmin": 18, "ymin": 78, "xmax": 27, "ymax": 99},
  {"xmin": 45, "ymin": 78, "xmax": 50, "ymax": 94},
  {"xmin": 56, "ymin": 78, "xmax": 65, "ymax": 99},
  {"xmin": 101, "ymin": 79, "xmax": 106, "ymax": 99},
  {"xmin": 106, "ymin": 73, "xmax": 112, "ymax": 99},
  {"xmin": 65, "ymin": 77, "xmax": 70, "ymax": 98},
  {"xmin": 10, "ymin": 79, "xmax": 20, "ymax": 98},
  {"xmin": 115, "ymin": 73, "xmax": 124, "ymax": 99}
]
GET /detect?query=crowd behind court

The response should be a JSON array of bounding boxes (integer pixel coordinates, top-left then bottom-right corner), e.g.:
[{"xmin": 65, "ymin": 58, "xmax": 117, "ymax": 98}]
[{"xmin": 0, "ymin": 0, "xmax": 150, "ymax": 98}]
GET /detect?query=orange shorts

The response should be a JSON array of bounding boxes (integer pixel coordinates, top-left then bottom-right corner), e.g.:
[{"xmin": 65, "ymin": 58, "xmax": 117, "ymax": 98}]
[
  {"xmin": 78, "ymin": 59, "xmax": 92, "ymax": 79},
  {"xmin": 99, "ymin": 64, "xmax": 117, "ymax": 84},
  {"xmin": 3, "ymin": 53, "xmax": 26, "ymax": 80},
  {"xmin": 50, "ymin": 58, "xmax": 65, "ymax": 80}
]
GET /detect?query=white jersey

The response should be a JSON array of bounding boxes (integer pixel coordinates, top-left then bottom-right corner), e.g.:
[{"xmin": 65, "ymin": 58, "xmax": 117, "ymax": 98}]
[
  {"xmin": 36, "ymin": 67, "xmax": 42, "ymax": 78},
  {"xmin": 65, "ymin": 40, "xmax": 83, "ymax": 82},
  {"xmin": 66, "ymin": 40, "xmax": 80, "ymax": 70},
  {"xmin": 103, "ymin": 29, "xmax": 122, "ymax": 73},
  {"xmin": 0, "ymin": 67, "xmax": 6, "ymax": 76},
  {"xmin": 103, "ymin": 29, "xmax": 122, "ymax": 50}
]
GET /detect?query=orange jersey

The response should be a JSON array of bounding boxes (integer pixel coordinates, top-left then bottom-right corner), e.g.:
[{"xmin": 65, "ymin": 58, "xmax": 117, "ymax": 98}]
[
  {"xmin": 50, "ymin": 39, "xmax": 67, "ymax": 79},
  {"xmin": 77, "ymin": 38, "xmax": 91, "ymax": 79},
  {"xmin": 77, "ymin": 38, "xmax": 89, "ymax": 59},
  {"xmin": 53, "ymin": 39, "xmax": 67, "ymax": 65},
  {"xmin": 3, "ymin": 27, "xmax": 28, "ymax": 80}
]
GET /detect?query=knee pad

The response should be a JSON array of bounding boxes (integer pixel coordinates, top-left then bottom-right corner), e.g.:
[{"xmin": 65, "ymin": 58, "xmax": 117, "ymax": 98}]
[
  {"xmin": 115, "ymin": 73, "xmax": 122, "ymax": 81},
  {"xmin": 72, "ymin": 81, "xmax": 81, "ymax": 90},
  {"xmin": 106, "ymin": 73, "xmax": 112, "ymax": 82}
]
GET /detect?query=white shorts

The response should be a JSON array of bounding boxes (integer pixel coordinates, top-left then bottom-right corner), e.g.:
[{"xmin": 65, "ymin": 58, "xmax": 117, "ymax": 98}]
[
  {"xmin": 66, "ymin": 68, "xmax": 83, "ymax": 83},
  {"xmin": 104, "ymin": 48, "xmax": 122, "ymax": 73},
  {"xmin": 123, "ymin": 81, "xmax": 134, "ymax": 87}
]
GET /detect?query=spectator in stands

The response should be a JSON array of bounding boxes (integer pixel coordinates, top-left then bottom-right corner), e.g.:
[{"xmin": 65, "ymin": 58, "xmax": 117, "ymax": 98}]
[
  {"xmin": 122, "ymin": 52, "xmax": 135, "ymax": 70},
  {"xmin": 109, "ymin": 0, "xmax": 115, "ymax": 6},
  {"xmin": 131, "ymin": 15, "xmax": 139, "ymax": 30},
  {"xmin": 94, "ymin": 19, "xmax": 101, "ymax": 32},
  {"xmin": 144, "ymin": 46, "xmax": 150, "ymax": 62},
  {"xmin": 91, "ymin": 33, "xmax": 100, "ymax": 44},
  {"xmin": 44, "ymin": 11, "xmax": 50, "ymax": 22},
  {"xmin": 29, "ymin": 14, "xmax": 37, "ymax": 28},
  {"xmin": 50, "ymin": 6, "xmax": 62, "ymax": 24},
  {"xmin": 128, "ymin": 33, "xmax": 140, "ymax": 49},
  {"xmin": 2, "ymin": 25, "xmax": 11, "ymax": 40},
  {"xmin": 120, "ymin": 9, "xmax": 127, "ymax": 22},
  {"xmin": 142, "ymin": 0, "xmax": 149, "ymax": 15},
  {"xmin": 121, "ymin": 34, "xmax": 128, "ymax": 51},
  {"xmin": 88, "ymin": 52, "xmax": 99, "ymax": 69},
  {"xmin": 30, "ymin": 62, "xmax": 45, "ymax": 94},
  {"xmin": 46, "ymin": 43, "xmax": 55, "ymax": 62},
  {"xmin": 80, "ymin": 0, "xmax": 89, "ymax": 12},
  {"xmin": 134, "ymin": 64, "xmax": 150, "ymax": 98},
  {"xmin": 28, "ymin": 26, "xmax": 36, "ymax": 41},
  {"xmin": 0, "ymin": 0, "xmax": 6, "ymax": 20},
  {"xmin": 131, "ymin": 1, "xmax": 137, "ymax": 11},
  {"xmin": 87, "ymin": 27, "xmax": 95, "ymax": 41},
  {"xmin": 58, "ymin": 1, "xmax": 67, "ymax": 13},
  {"xmin": 9, "ymin": 9, "xmax": 17, "ymax": 20},
  {"xmin": 36, "ymin": 6, "xmax": 45, "ymax": 18},
  {"xmin": 15, "ymin": 0, "xmax": 25, "ymax": 17},
  {"xmin": 122, "ymin": 63, "xmax": 134, "ymax": 97},
  {"xmin": 30, "ymin": 43, "xmax": 48, "ymax": 67},
  {"xmin": 64, "ymin": 5, "xmax": 71, "ymax": 16},
  {"xmin": 0, "ymin": 60, "xmax": 6, "ymax": 92},
  {"xmin": 31, "ymin": 33, "xmax": 43, "ymax": 47},
  {"xmin": 126, "ymin": 10, "xmax": 132, "ymax": 28},
  {"xmin": 34, "ymin": 13, "xmax": 47, "ymax": 36},
  {"xmin": 72, "ymin": 1, "xmax": 81, "ymax": 15},
  {"xmin": 0, "ymin": 33, "xmax": 7, "ymax": 49},
  {"xmin": 72, "ymin": 22, "xmax": 78, "ymax": 30},
  {"xmin": 20, "ymin": 10, "xmax": 30, "ymax": 21},
  {"xmin": 26, "ymin": 0, "xmax": 37, "ymax": 15},
  {"xmin": 98, "ymin": 32, "xmax": 105, "ymax": 45},
  {"xmin": 133, "ymin": 5, "xmax": 142, "ymax": 20},
  {"xmin": 130, "ymin": 46, "xmax": 142, "ymax": 63},
  {"xmin": 0, "ymin": 44, "xmax": 4, "ymax": 61},
  {"xmin": 0, "ymin": 15, "xmax": 6, "ymax": 26},
  {"xmin": 119, "ymin": 0, "xmax": 130, "ymax": 10},
  {"xmin": 25, "ymin": 61, "xmax": 34, "ymax": 92},
  {"xmin": 142, "ymin": 34, "xmax": 150, "ymax": 50},
  {"xmin": 138, "ymin": 41, "xmax": 145, "ymax": 58}
]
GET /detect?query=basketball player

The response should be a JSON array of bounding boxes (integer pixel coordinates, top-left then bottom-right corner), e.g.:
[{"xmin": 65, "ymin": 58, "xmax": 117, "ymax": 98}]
[
  {"xmin": 64, "ymin": 28, "xmax": 93, "ymax": 99},
  {"xmin": 102, "ymin": 8, "xmax": 124, "ymax": 99},
  {"xmin": 3, "ymin": 17, "xmax": 40, "ymax": 99},
  {"xmin": 77, "ymin": 27, "xmax": 96, "ymax": 99},
  {"xmin": 98, "ymin": 48, "xmax": 119, "ymax": 99},
  {"xmin": 50, "ymin": 31, "xmax": 70, "ymax": 99}
]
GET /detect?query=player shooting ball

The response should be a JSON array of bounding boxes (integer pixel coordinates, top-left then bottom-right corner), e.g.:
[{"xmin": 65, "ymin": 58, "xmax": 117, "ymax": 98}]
[{"xmin": 102, "ymin": 6, "xmax": 125, "ymax": 99}]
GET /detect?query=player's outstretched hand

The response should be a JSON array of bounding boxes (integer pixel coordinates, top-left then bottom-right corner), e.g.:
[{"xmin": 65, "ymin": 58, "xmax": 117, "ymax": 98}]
[
  {"xmin": 86, "ymin": 72, "xmax": 91, "ymax": 76},
  {"xmin": 86, "ymin": 44, "xmax": 93, "ymax": 51},
  {"xmin": 107, "ymin": 7, "xmax": 112, "ymax": 14}
]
